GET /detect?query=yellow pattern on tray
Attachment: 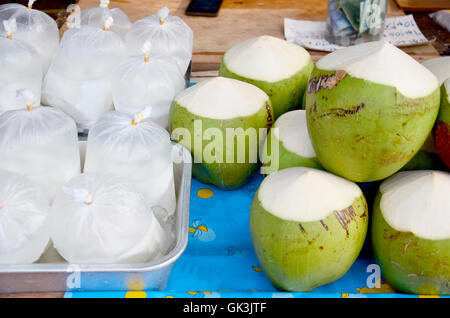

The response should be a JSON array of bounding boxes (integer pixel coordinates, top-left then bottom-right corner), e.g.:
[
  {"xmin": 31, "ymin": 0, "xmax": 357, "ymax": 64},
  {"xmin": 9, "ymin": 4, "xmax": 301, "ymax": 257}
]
[
  {"xmin": 197, "ymin": 188, "xmax": 214, "ymax": 199},
  {"xmin": 125, "ymin": 291, "xmax": 147, "ymax": 298},
  {"xmin": 356, "ymin": 278, "xmax": 396, "ymax": 293}
]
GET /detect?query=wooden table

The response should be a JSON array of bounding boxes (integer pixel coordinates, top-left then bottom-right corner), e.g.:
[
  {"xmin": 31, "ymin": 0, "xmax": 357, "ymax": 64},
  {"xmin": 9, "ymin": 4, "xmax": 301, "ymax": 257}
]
[
  {"xmin": 0, "ymin": 0, "xmax": 443, "ymax": 298},
  {"xmin": 78, "ymin": 0, "xmax": 440, "ymax": 78}
]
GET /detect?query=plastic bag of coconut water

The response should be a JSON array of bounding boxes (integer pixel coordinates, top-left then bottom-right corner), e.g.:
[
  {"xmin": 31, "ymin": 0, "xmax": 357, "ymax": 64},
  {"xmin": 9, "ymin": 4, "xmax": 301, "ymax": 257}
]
[
  {"xmin": 0, "ymin": 18, "xmax": 42, "ymax": 115},
  {"xmin": 125, "ymin": 6, "xmax": 193, "ymax": 74},
  {"xmin": 0, "ymin": 1, "xmax": 59, "ymax": 73},
  {"xmin": 112, "ymin": 41, "xmax": 185, "ymax": 129},
  {"xmin": 80, "ymin": 0, "xmax": 131, "ymax": 39},
  {"xmin": 0, "ymin": 169, "xmax": 51, "ymax": 265},
  {"xmin": 84, "ymin": 109, "xmax": 176, "ymax": 221},
  {"xmin": 0, "ymin": 89, "xmax": 81, "ymax": 202},
  {"xmin": 51, "ymin": 173, "xmax": 171, "ymax": 264},
  {"xmin": 42, "ymin": 17, "xmax": 126, "ymax": 132}
]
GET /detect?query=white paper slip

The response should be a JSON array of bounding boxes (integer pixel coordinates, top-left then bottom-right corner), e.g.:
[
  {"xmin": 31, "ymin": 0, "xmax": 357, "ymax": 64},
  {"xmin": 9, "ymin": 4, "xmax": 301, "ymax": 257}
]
[{"xmin": 284, "ymin": 15, "xmax": 428, "ymax": 52}]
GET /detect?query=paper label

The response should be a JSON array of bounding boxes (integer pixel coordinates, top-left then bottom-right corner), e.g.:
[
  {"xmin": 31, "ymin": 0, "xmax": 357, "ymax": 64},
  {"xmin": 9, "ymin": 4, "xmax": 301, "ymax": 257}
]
[{"xmin": 284, "ymin": 15, "xmax": 428, "ymax": 52}]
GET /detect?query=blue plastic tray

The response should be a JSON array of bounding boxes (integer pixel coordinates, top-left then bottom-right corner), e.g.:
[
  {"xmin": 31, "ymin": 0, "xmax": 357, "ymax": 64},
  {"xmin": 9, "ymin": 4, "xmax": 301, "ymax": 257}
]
[{"xmin": 65, "ymin": 173, "xmax": 448, "ymax": 299}]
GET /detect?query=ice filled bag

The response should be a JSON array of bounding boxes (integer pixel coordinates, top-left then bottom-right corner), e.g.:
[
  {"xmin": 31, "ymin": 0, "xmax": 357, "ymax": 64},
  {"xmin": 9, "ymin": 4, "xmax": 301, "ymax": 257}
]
[
  {"xmin": 51, "ymin": 173, "xmax": 170, "ymax": 264},
  {"xmin": 0, "ymin": 90, "xmax": 81, "ymax": 202},
  {"xmin": 0, "ymin": 1, "xmax": 59, "ymax": 72},
  {"xmin": 0, "ymin": 18, "xmax": 42, "ymax": 115},
  {"xmin": 84, "ymin": 109, "xmax": 176, "ymax": 218},
  {"xmin": 125, "ymin": 6, "xmax": 193, "ymax": 74},
  {"xmin": 81, "ymin": 0, "xmax": 131, "ymax": 38},
  {"xmin": 0, "ymin": 169, "xmax": 50, "ymax": 265},
  {"xmin": 42, "ymin": 17, "xmax": 126, "ymax": 130},
  {"xmin": 112, "ymin": 42, "xmax": 185, "ymax": 129}
]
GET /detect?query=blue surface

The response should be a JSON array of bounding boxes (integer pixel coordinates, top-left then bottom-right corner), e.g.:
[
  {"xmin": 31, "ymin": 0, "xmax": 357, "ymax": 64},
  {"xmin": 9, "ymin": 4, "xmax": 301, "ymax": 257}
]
[{"xmin": 65, "ymin": 173, "xmax": 449, "ymax": 298}]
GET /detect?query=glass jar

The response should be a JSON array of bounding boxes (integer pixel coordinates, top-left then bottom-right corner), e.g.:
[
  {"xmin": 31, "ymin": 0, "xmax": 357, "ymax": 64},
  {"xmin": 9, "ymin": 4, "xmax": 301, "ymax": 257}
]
[{"xmin": 325, "ymin": 0, "xmax": 388, "ymax": 46}]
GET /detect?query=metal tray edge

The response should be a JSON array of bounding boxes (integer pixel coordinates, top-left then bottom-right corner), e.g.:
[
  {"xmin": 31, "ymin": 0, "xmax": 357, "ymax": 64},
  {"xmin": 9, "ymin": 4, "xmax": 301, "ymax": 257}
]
[{"xmin": 0, "ymin": 144, "xmax": 192, "ymax": 275}]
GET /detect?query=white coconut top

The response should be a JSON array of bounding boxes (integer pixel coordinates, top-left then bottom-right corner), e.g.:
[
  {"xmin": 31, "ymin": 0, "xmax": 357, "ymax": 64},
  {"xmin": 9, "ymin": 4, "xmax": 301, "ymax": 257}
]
[
  {"xmin": 273, "ymin": 110, "xmax": 316, "ymax": 158},
  {"xmin": 175, "ymin": 77, "xmax": 269, "ymax": 119},
  {"xmin": 224, "ymin": 35, "xmax": 312, "ymax": 83},
  {"xmin": 380, "ymin": 170, "xmax": 450, "ymax": 240},
  {"xmin": 317, "ymin": 41, "xmax": 439, "ymax": 99},
  {"xmin": 258, "ymin": 167, "xmax": 362, "ymax": 222},
  {"xmin": 422, "ymin": 56, "xmax": 450, "ymax": 85}
]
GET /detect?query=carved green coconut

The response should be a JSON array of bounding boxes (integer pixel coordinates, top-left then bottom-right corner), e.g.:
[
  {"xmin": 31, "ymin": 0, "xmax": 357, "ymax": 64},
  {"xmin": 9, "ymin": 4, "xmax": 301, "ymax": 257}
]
[
  {"xmin": 170, "ymin": 77, "xmax": 274, "ymax": 189},
  {"xmin": 219, "ymin": 35, "xmax": 313, "ymax": 119},
  {"xmin": 305, "ymin": 41, "xmax": 440, "ymax": 182},
  {"xmin": 261, "ymin": 110, "xmax": 322, "ymax": 174},
  {"xmin": 250, "ymin": 167, "xmax": 368, "ymax": 291},
  {"xmin": 372, "ymin": 170, "xmax": 450, "ymax": 295}
]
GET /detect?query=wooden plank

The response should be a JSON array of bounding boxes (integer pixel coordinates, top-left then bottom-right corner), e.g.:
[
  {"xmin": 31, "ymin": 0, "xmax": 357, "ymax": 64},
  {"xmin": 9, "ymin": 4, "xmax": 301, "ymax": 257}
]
[
  {"xmin": 79, "ymin": 0, "xmax": 439, "ymax": 71},
  {"xmin": 394, "ymin": 0, "xmax": 450, "ymax": 12},
  {"xmin": 82, "ymin": 0, "xmax": 406, "ymax": 51}
]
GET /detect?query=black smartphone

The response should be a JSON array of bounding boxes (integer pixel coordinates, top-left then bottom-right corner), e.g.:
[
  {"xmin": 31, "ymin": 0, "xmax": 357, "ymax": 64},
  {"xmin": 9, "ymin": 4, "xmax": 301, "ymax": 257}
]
[{"xmin": 185, "ymin": 0, "xmax": 223, "ymax": 17}]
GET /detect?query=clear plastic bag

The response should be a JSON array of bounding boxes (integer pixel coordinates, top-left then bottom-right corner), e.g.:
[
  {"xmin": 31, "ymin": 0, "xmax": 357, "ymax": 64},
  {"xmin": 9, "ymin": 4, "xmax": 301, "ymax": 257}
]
[
  {"xmin": 325, "ymin": 0, "xmax": 388, "ymax": 46},
  {"xmin": 112, "ymin": 42, "xmax": 186, "ymax": 129},
  {"xmin": 125, "ymin": 6, "xmax": 193, "ymax": 74},
  {"xmin": 430, "ymin": 10, "xmax": 450, "ymax": 32},
  {"xmin": 42, "ymin": 18, "xmax": 127, "ymax": 130},
  {"xmin": 0, "ymin": 18, "xmax": 42, "ymax": 115},
  {"xmin": 80, "ymin": 0, "xmax": 132, "ymax": 39},
  {"xmin": 84, "ymin": 109, "xmax": 176, "ymax": 219},
  {"xmin": 0, "ymin": 169, "xmax": 50, "ymax": 265},
  {"xmin": 0, "ymin": 90, "xmax": 81, "ymax": 202},
  {"xmin": 0, "ymin": 1, "xmax": 59, "ymax": 72},
  {"xmin": 51, "ymin": 173, "xmax": 171, "ymax": 264}
]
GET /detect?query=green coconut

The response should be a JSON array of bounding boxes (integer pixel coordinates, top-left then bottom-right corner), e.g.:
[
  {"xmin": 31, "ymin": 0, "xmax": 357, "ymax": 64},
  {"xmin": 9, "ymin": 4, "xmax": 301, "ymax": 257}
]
[
  {"xmin": 372, "ymin": 170, "xmax": 450, "ymax": 295},
  {"xmin": 440, "ymin": 80, "xmax": 450, "ymax": 119},
  {"xmin": 421, "ymin": 57, "xmax": 450, "ymax": 170},
  {"xmin": 219, "ymin": 35, "xmax": 313, "ymax": 119},
  {"xmin": 250, "ymin": 167, "xmax": 368, "ymax": 292},
  {"xmin": 169, "ymin": 77, "xmax": 274, "ymax": 189},
  {"xmin": 439, "ymin": 80, "xmax": 450, "ymax": 125},
  {"xmin": 434, "ymin": 79, "xmax": 450, "ymax": 169},
  {"xmin": 261, "ymin": 110, "xmax": 322, "ymax": 174},
  {"xmin": 305, "ymin": 41, "xmax": 440, "ymax": 182},
  {"xmin": 400, "ymin": 133, "xmax": 445, "ymax": 171},
  {"xmin": 401, "ymin": 150, "xmax": 444, "ymax": 171}
]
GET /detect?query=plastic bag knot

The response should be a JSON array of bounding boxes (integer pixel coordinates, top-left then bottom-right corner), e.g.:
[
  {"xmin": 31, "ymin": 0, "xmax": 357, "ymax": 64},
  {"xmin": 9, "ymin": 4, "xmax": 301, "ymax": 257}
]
[
  {"xmin": 103, "ymin": 16, "xmax": 114, "ymax": 31},
  {"xmin": 142, "ymin": 41, "xmax": 151, "ymax": 63},
  {"xmin": 158, "ymin": 7, "xmax": 170, "ymax": 25},
  {"xmin": 16, "ymin": 89, "xmax": 36, "ymax": 112},
  {"xmin": 27, "ymin": 0, "xmax": 35, "ymax": 9},
  {"xmin": 99, "ymin": 0, "xmax": 110, "ymax": 8},
  {"xmin": 131, "ymin": 106, "xmax": 153, "ymax": 126},
  {"xmin": 3, "ymin": 18, "xmax": 17, "ymax": 39},
  {"xmin": 62, "ymin": 186, "xmax": 94, "ymax": 205}
]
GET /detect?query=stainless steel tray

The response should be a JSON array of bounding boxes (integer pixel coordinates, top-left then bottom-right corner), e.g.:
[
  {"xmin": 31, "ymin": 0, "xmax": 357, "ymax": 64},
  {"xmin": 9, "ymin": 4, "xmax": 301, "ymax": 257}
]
[{"xmin": 0, "ymin": 143, "xmax": 192, "ymax": 293}]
